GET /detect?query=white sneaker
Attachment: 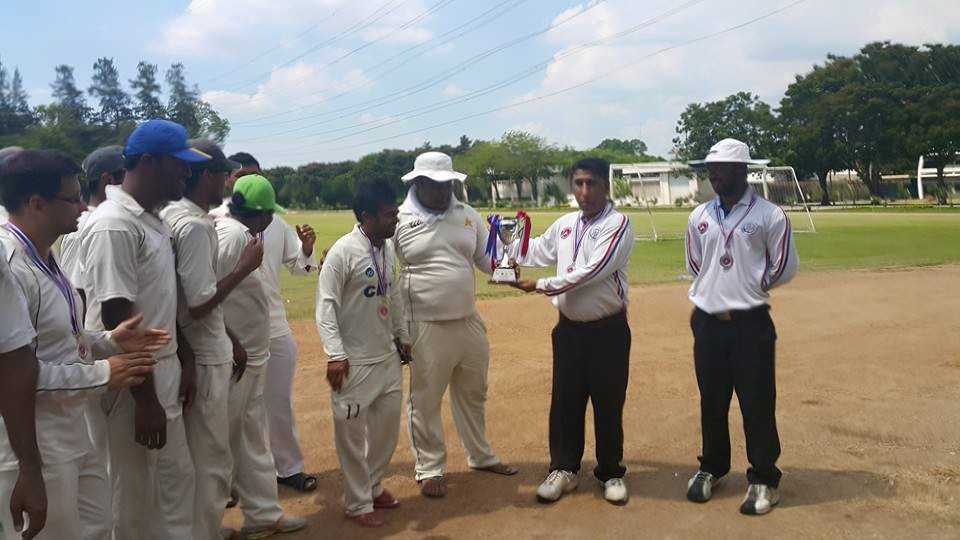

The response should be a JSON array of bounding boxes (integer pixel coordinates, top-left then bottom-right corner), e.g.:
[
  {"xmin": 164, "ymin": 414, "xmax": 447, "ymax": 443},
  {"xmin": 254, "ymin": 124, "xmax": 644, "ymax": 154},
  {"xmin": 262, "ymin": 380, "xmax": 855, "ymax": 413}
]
[
  {"xmin": 739, "ymin": 484, "xmax": 780, "ymax": 515},
  {"xmin": 601, "ymin": 477, "xmax": 628, "ymax": 505},
  {"xmin": 686, "ymin": 470, "xmax": 724, "ymax": 503},
  {"xmin": 536, "ymin": 470, "xmax": 578, "ymax": 503}
]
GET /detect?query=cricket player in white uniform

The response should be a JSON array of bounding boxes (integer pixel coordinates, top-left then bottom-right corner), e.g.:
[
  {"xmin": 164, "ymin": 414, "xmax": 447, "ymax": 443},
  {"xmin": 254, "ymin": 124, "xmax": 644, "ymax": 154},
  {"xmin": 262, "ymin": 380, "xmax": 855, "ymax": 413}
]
[
  {"xmin": 161, "ymin": 140, "xmax": 265, "ymax": 539},
  {"xmin": 503, "ymin": 158, "xmax": 634, "ymax": 506},
  {"xmin": 213, "ymin": 152, "xmax": 320, "ymax": 493},
  {"xmin": 394, "ymin": 152, "xmax": 516, "ymax": 498},
  {"xmin": 215, "ymin": 175, "xmax": 307, "ymax": 538},
  {"xmin": 684, "ymin": 139, "xmax": 798, "ymax": 515},
  {"xmin": 57, "ymin": 145, "xmax": 126, "ymax": 539},
  {"xmin": 80, "ymin": 120, "xmax": 209, "ymax": 539},
  {"xmin": 317, "ymin": 180, "xmax": 411, "ymax": 528},
  {"xmin": 0, "ymin": 149, "xmax": 164, "ymax": 539}
]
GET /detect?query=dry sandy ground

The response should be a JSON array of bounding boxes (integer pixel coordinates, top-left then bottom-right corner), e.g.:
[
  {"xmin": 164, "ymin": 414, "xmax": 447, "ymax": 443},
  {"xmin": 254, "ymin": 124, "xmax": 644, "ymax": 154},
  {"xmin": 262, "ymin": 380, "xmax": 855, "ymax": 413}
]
[{"xmin": 225, "ymin": 266, "xmax": 960, "ymax": 539}]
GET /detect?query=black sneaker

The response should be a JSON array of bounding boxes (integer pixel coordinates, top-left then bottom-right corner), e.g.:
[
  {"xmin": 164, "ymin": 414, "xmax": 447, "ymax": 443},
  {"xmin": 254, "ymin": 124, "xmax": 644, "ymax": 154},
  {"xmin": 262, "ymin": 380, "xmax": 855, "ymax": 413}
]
[{"xmin": 686, "ymin": 470, "xmax": 723, "ymax": 503}]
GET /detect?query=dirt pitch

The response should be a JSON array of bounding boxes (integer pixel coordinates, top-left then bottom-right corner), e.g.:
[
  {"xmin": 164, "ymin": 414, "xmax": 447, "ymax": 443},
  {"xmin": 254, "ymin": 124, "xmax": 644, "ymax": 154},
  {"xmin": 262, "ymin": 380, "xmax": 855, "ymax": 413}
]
[{"xmin": 225, "ymin": 265, "xmax": 960, "ymax": 539}]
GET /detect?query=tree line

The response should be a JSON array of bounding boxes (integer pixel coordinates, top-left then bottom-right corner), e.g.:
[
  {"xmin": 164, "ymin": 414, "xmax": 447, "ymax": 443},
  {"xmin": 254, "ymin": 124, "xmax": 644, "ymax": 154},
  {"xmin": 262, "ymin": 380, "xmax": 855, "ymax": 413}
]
[
  {"xmin": 264, "ymin": 133, "xmax": 659, "ymax": 209},
  {"xmin": 672, "ymin": 41, "xmax": 960, "ymax": 204},
  {"xmin": 0, "ymin": 57, "xmax": 230, "ymax": 160}
]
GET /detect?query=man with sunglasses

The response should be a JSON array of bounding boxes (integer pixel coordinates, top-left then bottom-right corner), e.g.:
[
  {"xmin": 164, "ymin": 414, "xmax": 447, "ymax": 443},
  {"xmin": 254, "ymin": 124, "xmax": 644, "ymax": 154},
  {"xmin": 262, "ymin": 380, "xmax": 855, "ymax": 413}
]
[
  {"xmin": 215, "ymin": 175, "xmax": 307, "ymax": 538},
  {"xmin": 79, "ymin": 119, "xmax": 211, "ymax": 538}
]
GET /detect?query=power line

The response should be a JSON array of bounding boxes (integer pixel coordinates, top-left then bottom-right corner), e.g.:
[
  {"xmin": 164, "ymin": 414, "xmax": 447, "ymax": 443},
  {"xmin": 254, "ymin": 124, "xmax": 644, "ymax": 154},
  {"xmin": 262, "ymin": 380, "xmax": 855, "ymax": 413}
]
[
  {"xmin": 233, "ymin": 0, "xmax": 704, "ymax": 144},
  {"xmin": 224, "ymin": 0, "xmax": 414, "ymax": 92},
  {"xmin": 268, "ymin": 0, "xmax": 810, "ymax": 159},
  {"xmin": 233, "ymin": 0, "xmax": 606, "ymax": 128},
  {"xmin": 232, "ymin": 0, "xmax": 528, "ymax": 126},
  {"xmin": 203, "ymin": 4, "xmax": 350, "ymax": 84}
]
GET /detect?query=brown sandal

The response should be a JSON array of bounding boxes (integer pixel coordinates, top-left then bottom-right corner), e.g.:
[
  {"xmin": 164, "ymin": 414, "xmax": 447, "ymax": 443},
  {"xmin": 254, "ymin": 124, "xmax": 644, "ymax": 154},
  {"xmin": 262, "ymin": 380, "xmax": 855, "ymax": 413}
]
[{"xmin": 419, "ymin": 476, "xmax": 447, "ymax": 498}]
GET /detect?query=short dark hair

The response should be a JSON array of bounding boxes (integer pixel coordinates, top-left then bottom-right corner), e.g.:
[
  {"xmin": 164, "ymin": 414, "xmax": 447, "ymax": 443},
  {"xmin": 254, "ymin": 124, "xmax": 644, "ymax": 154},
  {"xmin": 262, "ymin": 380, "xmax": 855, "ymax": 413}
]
[
  {"xmin": 352, "ymin": 179, "xmax": 397, "ymax": 222},
  {"xmin": 0, "ymin": 149, "xmax": 81, "ymax": 212},
  {"xmin": 228, "ymin": 152, "xmax": 259, "ymax": 169},
  {"xmin": 571, "ymin": 157, "xmax": 610, "ymax": 187},
  {"xmin": 227, "ymin": 192, "xmax": 271, "ymax": 219}
]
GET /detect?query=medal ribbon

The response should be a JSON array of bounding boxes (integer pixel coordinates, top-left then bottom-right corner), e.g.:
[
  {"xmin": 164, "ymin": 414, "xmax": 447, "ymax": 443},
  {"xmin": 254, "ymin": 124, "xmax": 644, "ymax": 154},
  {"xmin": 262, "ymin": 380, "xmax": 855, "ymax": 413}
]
[
  {"xmin": 714, "ymin": 194, "xmax": 758, "ymax": 251},
  {"xmin": 359, "ymin": 227, "xmax": 388, "ymax": 296},
  {"xmin": 3, "ymin": 222, "xmax": 81, "ymax": 336},
  {"xmin": 571, "ymin": 203, "xmax": 611, "ymax": 267}
]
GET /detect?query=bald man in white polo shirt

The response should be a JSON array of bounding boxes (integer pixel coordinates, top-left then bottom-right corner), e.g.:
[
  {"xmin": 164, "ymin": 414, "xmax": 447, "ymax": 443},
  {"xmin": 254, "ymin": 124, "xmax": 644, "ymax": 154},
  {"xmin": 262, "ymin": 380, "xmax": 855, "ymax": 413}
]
[
  {"xmin": 683, "ymin": 139, "xmax": 798, "ymax": 516},
  {"xmin": 504, "ymin": 157, "xmax": 634, "ymax": 506},
  {"xmin": 394, "ymin": 152, "xmax": 517, "ymax": 498}
]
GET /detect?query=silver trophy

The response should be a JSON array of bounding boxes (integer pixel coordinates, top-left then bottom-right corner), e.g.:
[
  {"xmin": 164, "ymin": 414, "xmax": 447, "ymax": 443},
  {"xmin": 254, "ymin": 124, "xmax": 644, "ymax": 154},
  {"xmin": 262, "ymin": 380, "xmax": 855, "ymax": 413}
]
[{"xmin": 489, "ymin": 213, "xmax": 530, "ymax": 283}]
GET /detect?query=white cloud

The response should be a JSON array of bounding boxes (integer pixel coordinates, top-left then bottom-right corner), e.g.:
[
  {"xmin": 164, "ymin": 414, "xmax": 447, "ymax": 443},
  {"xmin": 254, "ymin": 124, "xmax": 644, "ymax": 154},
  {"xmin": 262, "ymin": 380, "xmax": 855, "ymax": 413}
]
[{"xmin": 509, "ymin": 0, "xmax": 960, "ymax": 158}]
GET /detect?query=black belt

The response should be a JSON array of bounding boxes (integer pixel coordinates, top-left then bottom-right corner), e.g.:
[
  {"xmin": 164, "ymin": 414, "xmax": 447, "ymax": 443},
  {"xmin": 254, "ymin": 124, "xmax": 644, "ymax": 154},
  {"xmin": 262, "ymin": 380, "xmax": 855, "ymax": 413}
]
[
  {"xmin": 697, "ymin": 305, "xmax": 769, "ymax": 322},
  {"xmin": 559, "ymin": 309, "xmax": 627, "ymax": 329}
]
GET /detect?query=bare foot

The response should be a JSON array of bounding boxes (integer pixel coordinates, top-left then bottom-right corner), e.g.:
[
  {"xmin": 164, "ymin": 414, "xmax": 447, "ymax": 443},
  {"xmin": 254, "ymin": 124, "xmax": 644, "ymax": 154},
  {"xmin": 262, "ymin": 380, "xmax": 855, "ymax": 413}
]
[
  {"xmin": 420, "ymin": 476, "xmax": 448, "ymax": 498},
  {"xmin": 373, "ymin": 489, "xmax": 401, "ymax": 509},
  {"xmin": 348, "ymin": 511, "xmax": 385, "ymax": 528},
  {"xmin": 473, "ymin": 463, "xmax": 519, "ymax": 476}
]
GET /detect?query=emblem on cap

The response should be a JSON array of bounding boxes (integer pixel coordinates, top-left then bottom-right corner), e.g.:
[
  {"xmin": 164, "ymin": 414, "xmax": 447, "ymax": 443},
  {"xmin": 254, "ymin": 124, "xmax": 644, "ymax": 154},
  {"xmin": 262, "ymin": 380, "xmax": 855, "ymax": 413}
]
[
  {"xmin": 697, "ymin": 222, "xmax": 709, "ymax": 234},
  {"xmin": 560, "ymin": 227, "xmax": 572, "ymax": 239}
]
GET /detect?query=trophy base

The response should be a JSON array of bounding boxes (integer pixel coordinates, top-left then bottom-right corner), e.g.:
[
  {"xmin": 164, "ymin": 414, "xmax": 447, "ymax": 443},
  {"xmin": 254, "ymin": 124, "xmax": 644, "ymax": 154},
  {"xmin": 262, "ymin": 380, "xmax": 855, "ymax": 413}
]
[{"xmin": 491, "ymin": 266, "xmax": 518, "ymax": 283}]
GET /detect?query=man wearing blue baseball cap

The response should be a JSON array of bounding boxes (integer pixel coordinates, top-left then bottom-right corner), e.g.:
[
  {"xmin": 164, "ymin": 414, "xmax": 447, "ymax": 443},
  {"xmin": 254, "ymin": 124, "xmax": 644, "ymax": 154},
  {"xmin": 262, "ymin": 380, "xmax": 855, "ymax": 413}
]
[{"xmin": 78, "ymin": 119, "xmax": 210, "ymax": 538}]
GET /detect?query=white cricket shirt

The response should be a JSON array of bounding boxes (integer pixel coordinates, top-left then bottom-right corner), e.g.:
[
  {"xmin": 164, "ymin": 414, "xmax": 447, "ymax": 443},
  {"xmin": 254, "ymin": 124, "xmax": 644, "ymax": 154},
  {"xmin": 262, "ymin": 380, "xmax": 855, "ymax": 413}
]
[
  {"xmin": 0, "ymin": 243, "xmax": 34, "ymax": 355},
  {"xmin": 161, "ymin": 199, "xmax": 232, "ymax": 365},
  {"xmin": 510, "ymin": 203, "xmax": 634, "ymax": 322},
  {"xmin": 58, "ymin": 206, "xmax": 95, "ymax": 287},
  {"xmin": 0, "ymin": 230, "xmax": 119, "ymax": 471},
  {"xmin": 684, "ymin": 187, "xmax": 799, "ymax": 314},
  {"xmin": 215, "ymin": 215, "xmax": 270, "ymax": 367},
  {"xmin": 316, "ymin": 225, "xmax": 408, "ymax": 365},
  {"xmin": 262, "ymin": 215, "xmax": 317, "ymax": 339},
  {"xmin": 393, "ymin": 200, "xmax": 494, "ymax": 322},
  {"xmin": 79, "ymin": 185, "xmax": 181, "ymax": 416}
]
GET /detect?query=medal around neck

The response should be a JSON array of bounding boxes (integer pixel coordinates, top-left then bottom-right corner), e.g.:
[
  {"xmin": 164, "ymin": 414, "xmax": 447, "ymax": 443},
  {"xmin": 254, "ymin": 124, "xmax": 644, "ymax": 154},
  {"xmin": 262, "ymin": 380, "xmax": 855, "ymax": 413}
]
[{"xmin": 486, "ymin": 211, "xmax": 531, "ymax": 283}]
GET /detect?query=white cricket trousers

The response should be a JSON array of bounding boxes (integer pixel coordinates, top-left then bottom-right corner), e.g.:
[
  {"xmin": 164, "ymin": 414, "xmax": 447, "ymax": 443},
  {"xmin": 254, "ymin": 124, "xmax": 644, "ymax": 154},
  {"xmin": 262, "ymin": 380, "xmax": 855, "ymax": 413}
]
[
  {"xmin": 229, "ymin": 363, "xmax": 284, "ymax": 528},
  {"xmin": 0, "ymin": 459, "xmax": 82, "ymax": 540},
  {"xmin": 407, "ymin": 313, "xmax": 500, "ymax": 481},
  {"xmin": 77, "ymin": 396, "xmax": 111, "ymax": 540},
  {"xmin": 185, "ymin": 363, "xmax": 233, "ymax": 540},
  {"xmin": 106, "ymin": 356, "xmax": 195, "ymax": 540},
  {"xmin": 265, "ymin": 334, "xmax": 306, "ymax": 478},
  {"xmin": 331, "ymin": 357, "xmax": 402, "ymax": 517}
]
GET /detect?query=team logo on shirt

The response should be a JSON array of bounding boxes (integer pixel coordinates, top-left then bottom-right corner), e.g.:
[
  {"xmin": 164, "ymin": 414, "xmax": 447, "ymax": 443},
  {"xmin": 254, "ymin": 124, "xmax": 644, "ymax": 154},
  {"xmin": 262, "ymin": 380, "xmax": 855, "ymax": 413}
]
[
  {"xmin": 363, "ymin": 285, "xmax": 377, "ymax": 298},
  {"xmin": 560, "ymin": 227, "xmax": 572, "ymax": 239},
  {"xmin": 409, "ymin": 219, "xmax": 423, "ymax": 229},
  {"xmin": 741, "ymin": 222, "xmax": 759, "ymax": 235},
  {"xmin": 365, "ymin": 267, "xmax": 375, "ymax": 277},
  {"xmin": 589, "ymin": 227, "xmax": 601, "ymax": 239},
  {"xmin": 697, "ymin": 222, "xmax": 709, "ymax": 234}
]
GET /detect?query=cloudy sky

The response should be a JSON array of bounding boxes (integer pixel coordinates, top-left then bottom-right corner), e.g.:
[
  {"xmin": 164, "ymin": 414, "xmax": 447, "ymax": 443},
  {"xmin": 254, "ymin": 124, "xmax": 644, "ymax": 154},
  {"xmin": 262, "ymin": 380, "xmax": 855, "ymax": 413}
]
[{"xmin": 3, "ymin": 0, "xmax": 960, "ymax": 166}]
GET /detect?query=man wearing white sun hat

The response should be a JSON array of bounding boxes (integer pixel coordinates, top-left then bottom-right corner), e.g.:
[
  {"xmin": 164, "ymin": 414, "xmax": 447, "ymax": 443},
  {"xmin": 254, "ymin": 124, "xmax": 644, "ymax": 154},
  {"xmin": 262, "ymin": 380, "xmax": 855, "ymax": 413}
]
[
  {"xmin": 683, "ymin": 138, "xmax": 798, "ymax": 516},
  {"xmin": 393, "ymin": 151, "xmax": 517, "ymax": 499}
]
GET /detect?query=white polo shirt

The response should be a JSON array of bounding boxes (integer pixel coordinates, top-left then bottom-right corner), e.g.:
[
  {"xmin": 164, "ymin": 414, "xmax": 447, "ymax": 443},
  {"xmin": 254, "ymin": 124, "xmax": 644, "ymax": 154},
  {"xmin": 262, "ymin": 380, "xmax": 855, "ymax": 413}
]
[
  {"xmin": 510, "ymin": 203, "xmax": 634, "ymax": 322},
  {"xmin": 262, "ymin": 215, "xmax": 317, "ymax": 339},
  {"xmin": 161, "ymin": 199, "xmax": 232, "ymax": 365},
  {"xmin": 215, "ymin": 215, "xmax": 270, "ymax": 367},
  {"xmin": 59, "ymin": 207, "xmax": 95, "ymax": 287},
  {"xmin": 0, "ymin": 229, "xmax": 119, "ymax": 472},
  {"xmin": 685, "ymin": 188, "xmax": 799, "ymax": 314},
  {"xmin": 393, "ymin": 199, "xmax": 494, "ymax": 322},
  {"xmin": 317, "ymin": 225, "xmax": 408, "ymax": 365},
  {"xmin": 80, "ymin": 185, "xmax": 181, "ymax": 417}
]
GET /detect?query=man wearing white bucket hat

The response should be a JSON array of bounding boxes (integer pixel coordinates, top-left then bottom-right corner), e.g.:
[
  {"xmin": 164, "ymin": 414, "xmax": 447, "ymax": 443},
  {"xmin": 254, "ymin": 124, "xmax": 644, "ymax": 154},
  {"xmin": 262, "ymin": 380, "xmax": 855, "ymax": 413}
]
[
  {"xmin": 394, "ymin": 151, "xmax": 517, "ymax": 498},
  {"xmin": 683, "ymin": 138, "xmax": 798, "ymax": 515}
]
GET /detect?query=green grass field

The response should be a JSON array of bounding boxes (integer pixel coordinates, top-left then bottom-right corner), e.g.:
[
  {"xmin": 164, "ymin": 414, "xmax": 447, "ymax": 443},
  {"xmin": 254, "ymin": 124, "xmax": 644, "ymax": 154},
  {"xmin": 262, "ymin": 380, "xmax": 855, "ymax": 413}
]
[{"xmin": 278, "ymin": 208, "xmax": 960, "ymax": 321}]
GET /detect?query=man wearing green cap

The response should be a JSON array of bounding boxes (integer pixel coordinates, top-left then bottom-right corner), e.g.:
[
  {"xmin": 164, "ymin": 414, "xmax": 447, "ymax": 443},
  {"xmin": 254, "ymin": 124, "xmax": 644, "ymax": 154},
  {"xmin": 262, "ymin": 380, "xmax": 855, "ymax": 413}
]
[{"xmin": 214, "ymin": 175, "xmax": 307, "ymax": 537}]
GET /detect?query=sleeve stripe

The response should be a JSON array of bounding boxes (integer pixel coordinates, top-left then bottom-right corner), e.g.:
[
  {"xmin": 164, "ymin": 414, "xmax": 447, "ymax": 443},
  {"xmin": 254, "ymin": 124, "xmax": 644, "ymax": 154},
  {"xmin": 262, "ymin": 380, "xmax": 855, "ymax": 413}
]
[
  {"xmin": 543, "ymin": 215, "xmax": 629, "ymax": 297},
  {"xmin": 686, "ymin": 230, "xmax": 700, "ymax": 276},
  {"xmin": 765, "ymin": 211, "xmax": 792, "ymax": 289}
]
